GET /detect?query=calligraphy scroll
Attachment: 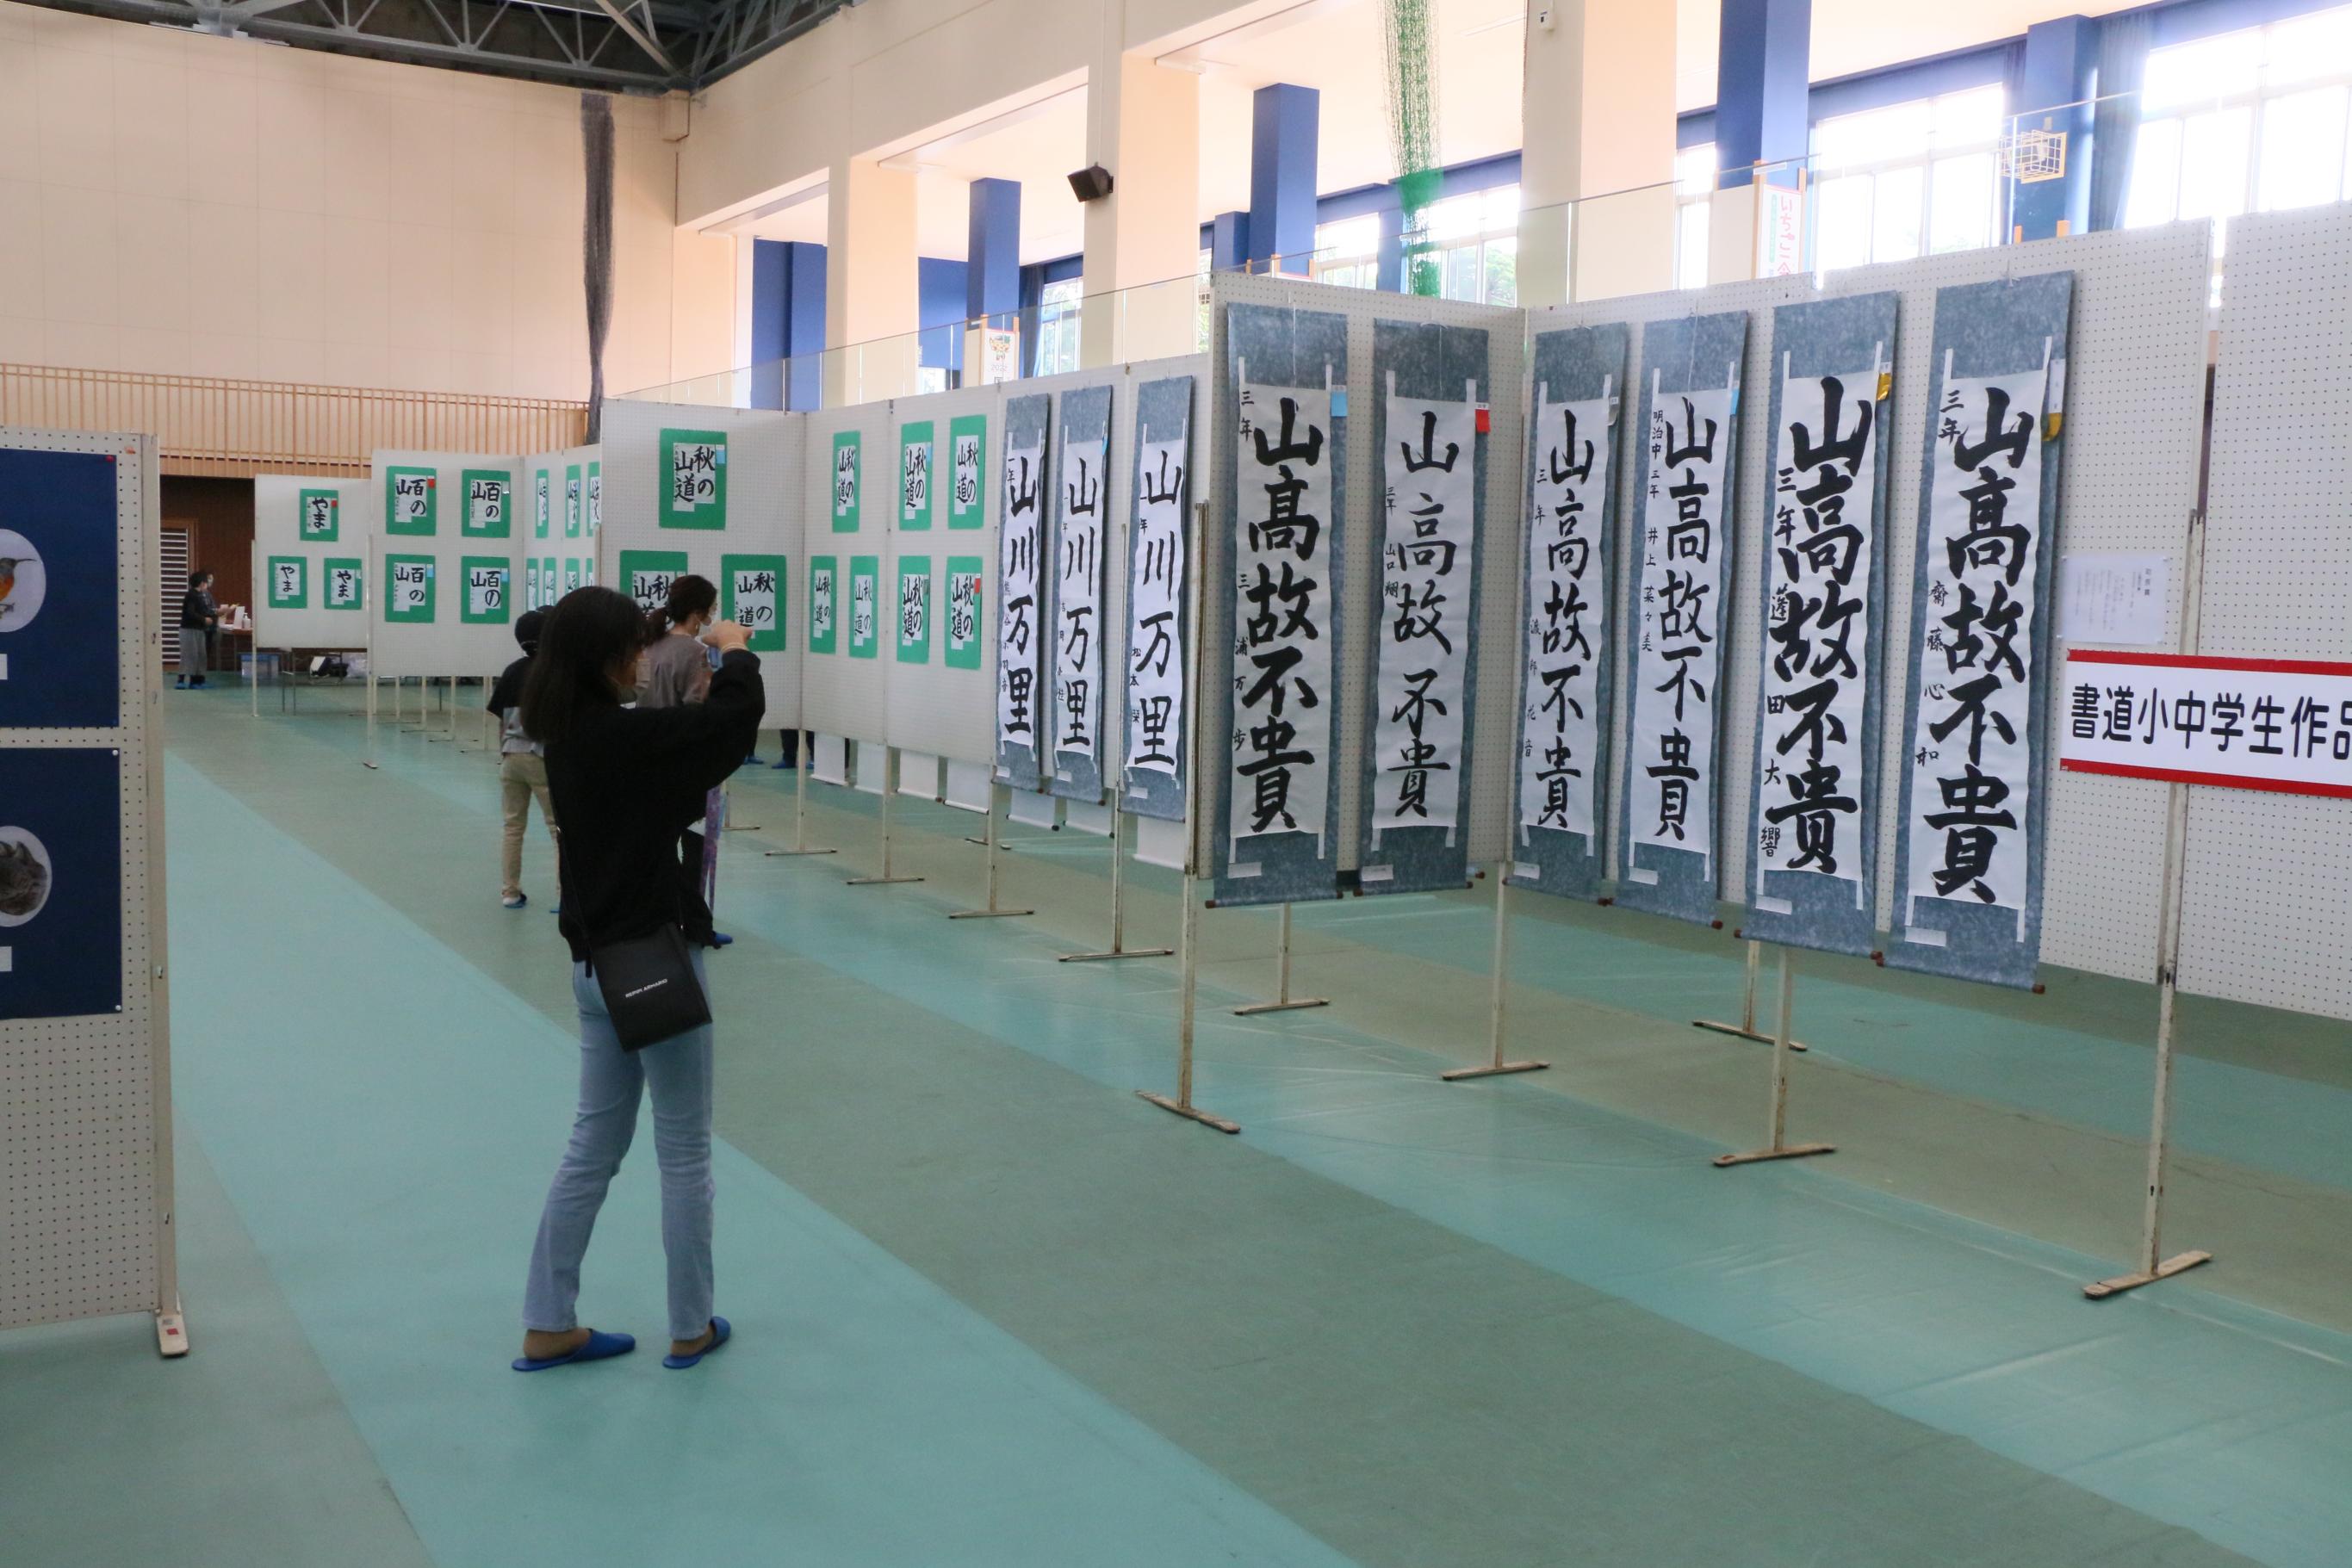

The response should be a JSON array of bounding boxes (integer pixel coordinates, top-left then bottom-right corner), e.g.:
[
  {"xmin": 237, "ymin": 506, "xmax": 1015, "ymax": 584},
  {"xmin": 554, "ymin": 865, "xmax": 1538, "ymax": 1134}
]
[
  {"xmin": 1361, "ymin": 321, "xmax": 1487, "ymax": 895},
  {"xmin": 1743, "ymin": 293, "xmax": 1897, "ymax": 959},
  {"xmin": 1616, "ymin": 311, "xmax": 1749, "ymax": 926},
  {"xmin": 1890, "ymin": 273, "xmax": 2072, "ymax": 989},
  {"xmin": 994, "ymin": 392, "xmax": 1052, "ymax": 790},
  {"xmin": 1211, "ymin": 303, "xmax": 1349, "ymax": 908},
  {"xmin": 1049, "ymin": 382, "xmax": 1114, "ymax": 803},
  {"xmin": 1509, "ymin": 325, "xmax": 1624, "ymax": 904},
  {"xmin": 1120, "ymin": 375, "xmax": 1195, "ymax": 822}
]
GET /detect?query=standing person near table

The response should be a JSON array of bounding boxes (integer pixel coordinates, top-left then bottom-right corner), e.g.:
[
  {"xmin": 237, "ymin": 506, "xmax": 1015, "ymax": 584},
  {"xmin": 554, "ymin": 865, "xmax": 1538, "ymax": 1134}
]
[
  {"xmin": 638, "ymin": 574, "xmax": 734, "ymax": 949},
  {"xmin": 177, "ymin": 570, "xmax": 218, "ymax": 689},
  {"xmin": 512, "ymin": 586, "xmax": 762, "ymax": 1373},
  {"xmin": 487, "ymin": 608, "xmax": 557, "ymax": 909}
]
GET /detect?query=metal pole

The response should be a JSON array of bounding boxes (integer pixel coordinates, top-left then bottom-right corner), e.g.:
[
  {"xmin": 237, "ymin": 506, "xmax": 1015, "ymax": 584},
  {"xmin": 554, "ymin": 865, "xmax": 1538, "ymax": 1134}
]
[
  {"xmin": 1715, "ymin": 945, "xmax": 1834, "ymax": 1167},
  {"xmin": 1694, "ymin": 938, "xmax": 1807, "ymax": 1050},
  {"xmin": 950, "ymin": 782, "xmax": 1033, "ymax": 918},
  {"xmin": 1139, "ymin": 498, "xmax": 1238, "ymax": 1133},
  {"xmin": 1064, "ymin": 810, "xmax": 1171, "ymax": 960},
  {"xmin": 2086, "ymin": 507, "xmax": 2212, "ymax": 1299},
  {"xmin": 1233, "ymin": 902, "xmax": 1330, "ymax": 1014},
  {"xmin": 765, "ymin": 729, "xmax": 836, "ymax": 857},
  {"xmin": 847, "ymin": 744, "xmax": 922, "ymax": 885},
  {"xmin": 1442, "ymin": 869, "xmax": 1550, "ymax": 1080},
  {"xmin": 363, "ymin": 673, "xmax": 379, "ymax": 769}
]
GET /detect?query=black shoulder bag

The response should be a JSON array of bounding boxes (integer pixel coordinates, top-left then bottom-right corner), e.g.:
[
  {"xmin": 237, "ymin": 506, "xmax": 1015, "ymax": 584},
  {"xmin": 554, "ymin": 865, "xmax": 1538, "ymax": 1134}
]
[{"xmin": 591, "ymin": 925, "xmax": 711, "ymax": 1050}]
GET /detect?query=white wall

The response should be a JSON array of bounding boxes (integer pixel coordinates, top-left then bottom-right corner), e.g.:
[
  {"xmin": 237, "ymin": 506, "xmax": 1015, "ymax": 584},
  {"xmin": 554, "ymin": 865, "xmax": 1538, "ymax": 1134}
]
[{"xmin": 0, "ymin": 0, "xmax": 735, "ymax": 400}]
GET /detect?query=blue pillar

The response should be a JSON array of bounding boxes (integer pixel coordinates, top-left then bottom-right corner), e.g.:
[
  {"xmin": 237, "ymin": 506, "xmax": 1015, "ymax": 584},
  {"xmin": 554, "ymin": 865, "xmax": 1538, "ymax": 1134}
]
[
  {"xmin": 749, "ymin": 239, "xmax": 789, "ymax": 410},
  {"xmin": 1248, "ymin": 84, "xmax": 1319, "ymax": 275},
  {"xmin": 1209, "ymin": 210, "xmax": 1250, "ymax": 275},
  {"xmin": 784, "ymin": 242, "xmax": 825, "ymax": 411},
  {"xmin": 965, "ymin": 177, "xmax": 1021, "ymax": 325},
  {"xmin": 1375, "ymin": 205, "xmax": 1406, "ymax": 294},
  {"xmin": 919, "ymin": 257, "xmax": 971, "ymax": 378},
  {"xmin": 1715, "ymin": 0, "xmax": 1811, "ymax": 188},
  {"xmin": 2011, "ymin": 16, "xmax": 2098, "ymax": 241}
]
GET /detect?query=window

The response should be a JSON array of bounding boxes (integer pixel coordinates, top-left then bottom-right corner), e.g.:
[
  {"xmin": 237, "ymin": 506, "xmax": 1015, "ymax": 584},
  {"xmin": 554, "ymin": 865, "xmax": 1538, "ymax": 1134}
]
[
  {"xmin": 1811, "ymin": 84, "xmax": 2006, "ymax": 273},
  {"xmin": 1674, "ymin": 143, "xmax": 1716, "ymax": 289},
  {"xmin": 1412, "ymin": 183, "xmax": 1518, "ymax": 305},
  {"xmin": 1033, "ymin": 277, "xmax": 1083, "ymax": 378},
  {"xmin": 2127, "ymin": 9, "xmax": 2352, "ymax": 230},
  {"xmin": 1313, "ymin": 214, "xmax": 1381, "ymax": 289}
]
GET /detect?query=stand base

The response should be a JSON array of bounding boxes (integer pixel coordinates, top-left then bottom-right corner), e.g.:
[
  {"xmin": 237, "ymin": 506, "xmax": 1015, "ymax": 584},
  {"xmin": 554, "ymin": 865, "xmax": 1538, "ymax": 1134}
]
[
  {"xmin": 156, "ymin": 1308, "xmax": 188, "ymax": 1358},
  {"xmin": 1062, "ymin": 946, "xmax": 1174, "ymax": 963},
  {"xmin": 949, "ymin": 907, "xmax": 1035, "ymax": 920},
  {"xmin": 1693, "ymin": 1019, "xmax": 1808, "ymax": 1051},
  {"xmin": 723, "ymin": 823, "xmax": 763, "ymax": 833},
  {"xmin": 1441, "ymin": 1059, "xmax": 1551, "ymax": 1081},
  {"xmin": 362, "ymin": 760, "xmax": 380, "ymax": 771},
  {"xmin": 1136, "ymin": 1091, "xmax": 1239, "ymax": 1135},
  {"xmin": 847, "ymin": 874, "xmax": 925, "ymax": 886},
  {"xmin": 764, "ymin": 847, "xmax": 838, "ymax": 858},
  {"xmin": 2083, "ymin": 1249, "xmax": 2212, "ymax": 1299},
  {"xmin": 1714, "ymin": 1141, "xmax": 1835, "ymax": 1168},
  {"xmin": 1232, "ymin": 997, "xmax": 1330, "ymax": 1016}
]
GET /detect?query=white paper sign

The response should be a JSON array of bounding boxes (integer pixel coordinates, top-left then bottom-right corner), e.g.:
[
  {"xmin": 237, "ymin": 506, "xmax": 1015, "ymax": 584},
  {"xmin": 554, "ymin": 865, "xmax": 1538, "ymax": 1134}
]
[
  {"xmin": 1629, "ymin": 377, "xmax": 1737, "ymax": 864},
  {"xmin": 393, "ymin": 474, "xmax": 431, "ymax": 527},
  {"xmin": 1755, "ymin": 356, "xmax": 1882, "ymax": 891},
  {"xmin": 903, "ymin": 437, "xmax": 933, "ymax": 523},
  {"xmin": 1052, "ymin": 432, "xmax": 1108, "ymax": 769},
  {"xmin": 670, "ymin": 444, "xmax": 719, "ymax": 514},
  {"xmin": 586, "ymin": 470, "xmax": 601, "ymax": 534},
  {"xmin": 468, "ymin": 565, "xmax": 506, "ymax": 617},
  {"xmin": 630, "ymin": 569, "xmax": 676, "ymax": 612},
  {"xmin": 392, "ymin": 560, "xmax": 431, "ymax": 615},
  {"xmin": 326, "ymin": 562, "xmax": 361, "ymax": 608},
  {"xmin": 469, "ymin": 476, "xmax": 507, "ymax": 532},
  {"xmin": 996, "ymin": 434, "xmax": 1047, "ymax": 756},
  {"xmin": 2060, "ymin": 652, "xmax": 2352, "ymax": 795},
  {"xmin": 1231, "ymin": 378, "xmax": 1334, "ymax": 855},
  {"xmin": 811, "ymin": 565, "xmax": 835, "ymax": 646},
  {"xmin": 1903, "ymin": 351, "xmax": 2051, "ymax": 920},
  {"xmin": 1518, "ymin": 387, "xmax": 1613, "ymax": 846},
  {"xmin": 947, "ymin": 567, "xmax": 981, "ymax": 660},
  {"xmin": 1371, "ymin": 389, "xmax": 1477, "ymax": 846},
  {"xmin": 899, "ymin": 567, "xmax": 930, "ymax": 648},
  {"xmin": 1126, "ymin": 436, "xmax": 1188, "ymax": 779},
  {"xmin": 273, "ymin": 561, "xmax": 302, "ymax": 600},
  {"xmin": 303, "ymin": 493, "xmax": 336, "ymax": 537},
  {"xmin": 851, "ymin": 570, "xmax": 877, "ymax": 648},
  {"xmin": 733, "ymin": 567, "xmax": 779, "ymax": 637},
  {"xmin": 953, "ymin": 432, "xmax": 982, "ymax": 517},
  {"xmin": 2059, "ymin": 553, "xmax": 2168, "ymax": 647},
  {"xmin": 535, "ymin": 473, "xmax": 550, "ymax": 534}
]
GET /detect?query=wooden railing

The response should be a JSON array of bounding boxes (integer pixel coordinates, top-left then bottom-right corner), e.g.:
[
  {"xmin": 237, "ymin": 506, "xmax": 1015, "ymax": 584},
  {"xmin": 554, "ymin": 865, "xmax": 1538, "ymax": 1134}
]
[{"xmin": 0, "ymin": 364, "xmax": 588, "ymax": 477}]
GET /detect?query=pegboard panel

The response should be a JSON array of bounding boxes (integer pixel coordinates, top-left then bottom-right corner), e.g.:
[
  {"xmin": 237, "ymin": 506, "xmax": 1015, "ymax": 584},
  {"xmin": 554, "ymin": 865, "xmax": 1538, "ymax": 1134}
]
[
  {"xmin": 251, "ymin": 474, "xmax": 371, "ymax": 653},
  {"xmin": 803, "ymin": 400, "xmax": 895, "ymax": 743},
  {"xmin": 2, "ymin": 427, "xmax": 171, "ymax": 1333},
  {"xmin": 2183, "ymin": 206, "xmax": 2352, "ymax": 1019},
  {"xmin": 884, "ymin": 383, "xmax": 1002, "ymax": 765},
  {"xmin": 601, "ymin": 402, "xmax": 801, "ymax": 730},
  {"xmin": 1206, "ymin": 274, "xmax": 1525, "ymax": 873},
  {"xmin": 1536, "ymin": 220, "xmax": 2210, "ymax": 983}
]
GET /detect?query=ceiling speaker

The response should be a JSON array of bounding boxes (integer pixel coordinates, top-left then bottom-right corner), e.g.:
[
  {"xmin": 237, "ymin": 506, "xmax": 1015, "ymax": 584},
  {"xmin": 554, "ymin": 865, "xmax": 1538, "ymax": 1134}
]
[{"xmin": 1067, "ymin": 164, "xmax": 1114, "ymax": 202}]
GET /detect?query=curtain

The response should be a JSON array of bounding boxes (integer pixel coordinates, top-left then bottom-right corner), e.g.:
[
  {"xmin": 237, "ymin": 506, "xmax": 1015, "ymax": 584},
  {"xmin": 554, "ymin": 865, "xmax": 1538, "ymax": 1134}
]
[
  {"xmin": 2090, "ymin": 13, "xmax": 2153, "ymax": 232},
  {"xmin": 580, "ymin": 94, "xmax": 616, "ymax": 442}
]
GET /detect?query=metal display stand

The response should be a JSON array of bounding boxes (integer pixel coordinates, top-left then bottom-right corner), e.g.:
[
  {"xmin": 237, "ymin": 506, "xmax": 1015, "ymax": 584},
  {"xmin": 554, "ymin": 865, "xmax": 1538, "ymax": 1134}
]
[
  {"xmin": 1442, "ymin": 871, "xmax": 1550, "ymax": 1081},
  {"xmin": 1712, "ymin": 945, "xmax": 1834, "ymax": 1168},
  {"xmin": 1063, "ymin": 811, "xmax": 1171, "ymax": 962},
  {"xmin": 763, "ymin": 728, "xmax": 836, "ymax": 858},
  {"xmin": 845, "ymin": 745, "xmax": 923, "ymax": 886},
  {"xmin": 1694, "ymin": 939, "xmax": 1808, "ymax": 1050},
  {"xmin": 949, "ymin": 784, "xmax": 1033, "ymax": 919},
  {"xmin": 1232, "ymin": 903, "xmax": 1329, "ymax": 1015}
]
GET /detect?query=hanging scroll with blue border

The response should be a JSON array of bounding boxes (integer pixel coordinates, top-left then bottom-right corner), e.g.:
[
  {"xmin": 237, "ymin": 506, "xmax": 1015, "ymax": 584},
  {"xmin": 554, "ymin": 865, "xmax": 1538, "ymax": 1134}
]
[
  {"xmin": 1890, "ymin": 272, "xmax": 2073, "ymax": 989},
  {"xmin": 1211, "ymin": 304, "xmax": 1348, "ymax": 908},
  {"xmin": 1049, "ymin": 383, "xmax": 1114, "ymax": 803},
  {"xmin": 1615, "ymin": 310, "xmax": 1749, "ymax": 926},
  {"xmin": 1742, "ymin": 293, "xmax": 1897, "ymax": 958},
  {"xmin": 1120, "ymin": 375, "xmax": 1195, "ymax": 823},
  {"xmin": 1508, "ymin": 324, "xmax": 1626, "ymax": 904},
  {"xmin": 1359, "ymin": 320, "xmax": 1486, "ymax": 896},
  {"xmin": 994, "ymin": 392, "xmax": 1052, "ymax": 791}
]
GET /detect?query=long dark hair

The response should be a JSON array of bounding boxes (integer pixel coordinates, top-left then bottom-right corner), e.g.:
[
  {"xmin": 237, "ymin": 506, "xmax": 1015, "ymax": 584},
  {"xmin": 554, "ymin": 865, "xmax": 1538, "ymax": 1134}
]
[
  {"xmin": 521, "ymin": 586, "xmax": 646, "ymax": 748},
  {"xmin": 647, "ymin": 573, "xmax": 718, "ymax": 641}
]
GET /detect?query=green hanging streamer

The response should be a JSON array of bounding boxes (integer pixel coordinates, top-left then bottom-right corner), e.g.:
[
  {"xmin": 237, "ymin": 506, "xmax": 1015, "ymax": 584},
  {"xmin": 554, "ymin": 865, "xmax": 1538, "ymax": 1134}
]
[{"xmin": 1383, "ymin": 0, "xmax": 1442, "ymax": 295}]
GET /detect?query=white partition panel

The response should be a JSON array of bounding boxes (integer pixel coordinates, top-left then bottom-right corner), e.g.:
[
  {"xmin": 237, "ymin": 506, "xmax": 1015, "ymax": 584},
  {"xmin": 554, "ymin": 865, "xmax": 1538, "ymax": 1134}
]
[
  {"xmin": 599, "ymin": 403, "xmax": 800, "ymax": 730},
  {"xmin": 1530, "ymin": 221, "xmax": 2212, "ymax": 984},
  {"xmin": 804, "ymin": 400, "xmax": 893, "ymax": 744},
  {"xmin": 369, "ymin": 449, "xmax": 528, "ymax": 681},
  {"xmin": 884, "ymin": 384, "xmax": 1002, "ymax": 765},
  {"xmin": 521, "ymin": 444, "xmax": 603, "ymax": 614},
  {"xmin": 251, "ymin": 474, "xmax": 370, "ymax": 652}
]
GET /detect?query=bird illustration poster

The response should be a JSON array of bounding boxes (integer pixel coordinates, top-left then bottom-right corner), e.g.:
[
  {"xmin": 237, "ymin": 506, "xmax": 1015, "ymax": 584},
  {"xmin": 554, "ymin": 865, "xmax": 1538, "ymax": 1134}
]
[
  {"xmin": 0, "ymin": 447, "xmax": 121, "ymax": 729},
  {"xmin": 0, "ymin": 747, "xmax": 121, "ymax": 1020}
]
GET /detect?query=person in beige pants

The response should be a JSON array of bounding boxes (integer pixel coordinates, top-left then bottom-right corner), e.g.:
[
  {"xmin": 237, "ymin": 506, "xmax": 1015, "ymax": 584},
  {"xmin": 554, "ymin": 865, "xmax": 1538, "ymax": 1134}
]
[{"xmin": 487, "ymin": 609, "xmax": 559, "ymax": 908}]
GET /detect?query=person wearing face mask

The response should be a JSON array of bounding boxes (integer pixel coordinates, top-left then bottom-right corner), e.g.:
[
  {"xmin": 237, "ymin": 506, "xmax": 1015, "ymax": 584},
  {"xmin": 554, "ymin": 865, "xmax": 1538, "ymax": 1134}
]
[
  {"xmin": 512, "ymin": 586, "xmax": 760, "ymax": 1373},
  {"xmin": 637, "ymin": 576, "xmax": 731, "ymax": 948}
]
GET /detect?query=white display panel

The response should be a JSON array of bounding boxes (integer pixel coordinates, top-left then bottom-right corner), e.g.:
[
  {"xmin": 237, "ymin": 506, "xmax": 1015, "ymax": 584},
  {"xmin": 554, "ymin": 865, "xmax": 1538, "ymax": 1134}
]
[
  {"xmin": 368, "ymin": 449, "xmax": 528, "ymax": 681},
  {"xmin": 802, "ymin": 401, "xmax": 892, "ymax": 744},
  {"xmin": 884, "ymin": 385, "xmax": 1002, "ymax": 765},
  {"xmin": 251, "ymin": 474, "xmax": 371, "ymax": 653}
]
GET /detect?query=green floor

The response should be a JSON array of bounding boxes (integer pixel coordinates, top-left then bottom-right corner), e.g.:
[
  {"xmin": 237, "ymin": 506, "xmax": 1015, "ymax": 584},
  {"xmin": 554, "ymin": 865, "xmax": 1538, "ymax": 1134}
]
[{"xmin": 5, "ymin": 681, "xmax": 2350, "ymax": 1567}]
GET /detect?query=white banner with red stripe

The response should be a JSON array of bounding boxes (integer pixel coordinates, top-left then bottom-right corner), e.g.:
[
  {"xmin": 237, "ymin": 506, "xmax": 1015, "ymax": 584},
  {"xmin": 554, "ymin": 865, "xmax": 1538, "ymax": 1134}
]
[{"xmin": 2057, "ymin": 649, "xmax": 2352, "ymax": 798}]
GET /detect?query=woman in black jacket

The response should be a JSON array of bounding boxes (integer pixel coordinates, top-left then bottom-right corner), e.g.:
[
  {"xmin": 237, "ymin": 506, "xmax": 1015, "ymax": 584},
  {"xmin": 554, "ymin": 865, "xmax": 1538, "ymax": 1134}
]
[
  {"xmin": 512, "ymin": 586, "xmax": 763, "ymax": 1373},
  {"xmin": 177, "ymin": 571, "xmax": 217, "ymax": 690}
]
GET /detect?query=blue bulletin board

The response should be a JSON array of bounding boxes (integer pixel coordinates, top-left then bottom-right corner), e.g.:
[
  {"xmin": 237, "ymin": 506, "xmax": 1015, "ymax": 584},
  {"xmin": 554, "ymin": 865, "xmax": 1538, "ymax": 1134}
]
[
  {"xmin": 0, "ymin": 747, "xmax": 123, "ymax": 1020},
  {"xmin": 0, "ymin": 447, "xmax": 121, "ymax": 729}
]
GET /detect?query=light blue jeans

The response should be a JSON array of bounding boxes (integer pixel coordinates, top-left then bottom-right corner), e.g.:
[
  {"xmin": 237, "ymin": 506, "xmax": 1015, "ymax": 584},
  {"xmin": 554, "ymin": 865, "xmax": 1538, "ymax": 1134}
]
[{"xmin": 524, "ymin": 949, "xmax": 715, "ymax": 1343}]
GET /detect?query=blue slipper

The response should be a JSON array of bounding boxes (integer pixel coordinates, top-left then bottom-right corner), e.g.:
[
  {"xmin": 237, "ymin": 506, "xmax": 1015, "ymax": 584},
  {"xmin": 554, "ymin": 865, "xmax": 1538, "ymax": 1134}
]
[
  {"xmin": 663, "ymin": 1317, "xmax": 730, "ymax": 1370},
  {"xmin": 512, "ymin": 1329, "xmax": 635, "ymax": 1372},
  {"xmin": 709, "ymin": 932, "xmax": 735, "ymax": 948}
]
